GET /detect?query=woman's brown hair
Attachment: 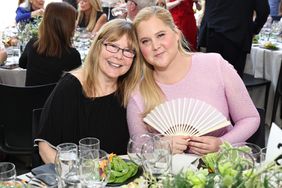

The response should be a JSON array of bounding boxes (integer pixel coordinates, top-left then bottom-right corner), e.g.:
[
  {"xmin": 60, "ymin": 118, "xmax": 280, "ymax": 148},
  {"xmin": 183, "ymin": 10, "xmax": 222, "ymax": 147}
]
[{"xmin": 35, "ymin": 2, "xmax": 77, "ymax": 57}]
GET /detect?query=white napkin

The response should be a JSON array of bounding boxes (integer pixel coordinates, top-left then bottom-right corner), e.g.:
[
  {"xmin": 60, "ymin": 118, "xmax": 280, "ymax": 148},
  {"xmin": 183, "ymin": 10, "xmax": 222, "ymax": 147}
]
[
  {"xmin": 172, "ymin": 154, "xmax": 199, "ymax": 174},
  {"xmin": 265, "ymin": 123, "xmax": 282, "ymax": 163}
]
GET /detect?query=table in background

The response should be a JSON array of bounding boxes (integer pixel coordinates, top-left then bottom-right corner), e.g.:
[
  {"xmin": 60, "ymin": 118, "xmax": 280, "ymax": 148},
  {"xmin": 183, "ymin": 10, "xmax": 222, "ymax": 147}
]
[
  {"xmin": 244, "ymin": 43, "xmax": 282, "ymax": 126},
  {"xmin": 0, "ymin": 67, "xmax": 26, "ymax": 87}
]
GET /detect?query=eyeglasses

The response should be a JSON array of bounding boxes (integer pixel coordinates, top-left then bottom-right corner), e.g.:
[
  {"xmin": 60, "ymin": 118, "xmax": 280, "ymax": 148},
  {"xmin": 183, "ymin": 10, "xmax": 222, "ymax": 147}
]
[{"xmin": 103, "ymin": 43, "xmax": 136, "ymax": 58}]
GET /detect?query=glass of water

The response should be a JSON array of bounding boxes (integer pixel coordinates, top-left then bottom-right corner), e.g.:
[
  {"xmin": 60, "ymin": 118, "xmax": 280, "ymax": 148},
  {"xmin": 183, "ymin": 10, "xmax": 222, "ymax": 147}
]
[
  {"xmin": 0, "ymin": 162, "xmax": 16, "ymax": 186},
  {"xmin": 141, "ymin": 134, "xmax": 172, "ymax": 178},
  {"xmin": 79, "ymin": 149, "xmax": 110, "ymax": 188},
  {"xmin": 55, "ymin": 143, "xmax": 79, "ymax": 186}
]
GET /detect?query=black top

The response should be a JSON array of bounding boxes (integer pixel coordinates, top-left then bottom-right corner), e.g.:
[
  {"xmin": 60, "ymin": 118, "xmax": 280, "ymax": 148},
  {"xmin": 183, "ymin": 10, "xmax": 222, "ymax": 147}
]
[
  {"xmin": 19, "ymin": 38, "xmax": 82, "ymax": 86},
  {"xmin": 199, "ymin": 0, "xmax": 269, "ymax": 51},
  {"xmin": 78, "ymin": 11, "xmax": 104, "ymax": 28},
  {"xmin": 37, "ymin": 73, "xmax": 130, "ymax": 155}
]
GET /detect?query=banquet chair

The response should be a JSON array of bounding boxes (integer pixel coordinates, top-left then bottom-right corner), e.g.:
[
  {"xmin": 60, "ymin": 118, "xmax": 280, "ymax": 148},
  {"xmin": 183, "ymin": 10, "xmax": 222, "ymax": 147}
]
[
  {"xmin": 32, "ymin": 108, "xmax": 44, "ymax": 168},
  {"xmin": 271, "ymin": 64, "xmax": 282, "ymax": 125},
  {"xmin": 246, "ymin": 108, "xmax": 266, "ymax": 148},
  {"xmin": 242, "ymin": 73, "xmax": 271, "ymax": 112},
  {"xmin": 0, "ymin": 83, "xmax": 56, "ymax": 157}
]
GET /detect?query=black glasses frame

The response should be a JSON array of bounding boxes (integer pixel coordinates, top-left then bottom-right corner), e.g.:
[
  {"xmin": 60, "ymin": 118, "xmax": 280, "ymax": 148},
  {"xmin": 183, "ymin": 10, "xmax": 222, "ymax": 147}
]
[{"xmin": 103, "ymin": 43, "xmax": 136, "ymax": 58}]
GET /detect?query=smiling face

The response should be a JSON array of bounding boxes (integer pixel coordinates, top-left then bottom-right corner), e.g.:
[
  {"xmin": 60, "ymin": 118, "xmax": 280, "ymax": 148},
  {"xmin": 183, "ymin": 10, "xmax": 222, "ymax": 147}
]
[
  {"xmin": 136, "ymin": 16, "xmax": 179, "ymax": 71},
  {"xmin": 98, "ymin": 34, "xmax": 134, "ymax": 81}
]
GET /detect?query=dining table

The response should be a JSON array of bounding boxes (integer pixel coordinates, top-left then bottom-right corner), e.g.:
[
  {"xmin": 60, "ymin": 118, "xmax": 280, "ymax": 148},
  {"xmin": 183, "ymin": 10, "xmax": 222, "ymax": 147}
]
[{"xmin": 244, "ymin": 42, "xmax": 282, "ymax": 126}]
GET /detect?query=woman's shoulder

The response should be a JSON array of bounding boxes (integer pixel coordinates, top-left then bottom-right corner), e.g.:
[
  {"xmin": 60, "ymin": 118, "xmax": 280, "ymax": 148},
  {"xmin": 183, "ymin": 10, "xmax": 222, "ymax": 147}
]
[
  {"xmin": 192, "ymin": 52, "xmax": 231, "ymax": 69},
  {"xmin": 55, "ymin": 72, "xmax": 82, "ymax": 92}
]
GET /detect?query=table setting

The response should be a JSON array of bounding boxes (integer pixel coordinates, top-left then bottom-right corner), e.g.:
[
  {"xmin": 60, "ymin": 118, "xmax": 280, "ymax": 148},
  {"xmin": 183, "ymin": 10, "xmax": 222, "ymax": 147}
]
[{"xmin": 0, "ymin": 123, "xmax": 281, "ymax": 188}]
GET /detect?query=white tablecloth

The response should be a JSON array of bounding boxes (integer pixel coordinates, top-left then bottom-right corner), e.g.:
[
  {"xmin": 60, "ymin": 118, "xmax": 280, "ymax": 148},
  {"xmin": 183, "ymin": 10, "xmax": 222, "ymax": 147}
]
[
  {"xmin": 244, "ymin": 44, "xmax": 282, "ymax": 126},
  {"xmin": 0, "ymin": 67, "xmax": 26, "ymax": 86}
]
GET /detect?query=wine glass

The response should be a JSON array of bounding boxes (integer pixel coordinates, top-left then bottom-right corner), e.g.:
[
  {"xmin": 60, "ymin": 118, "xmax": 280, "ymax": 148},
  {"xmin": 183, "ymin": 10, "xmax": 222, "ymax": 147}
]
[
  {"xmin": 141, "ymin": 134, "xmax": 172, "ymax": 179},
  {"xmin": 127, "ymin": 133, "xmax": 154, "ymax": 165},
  {"xmin": 0, "ymin": 162, "xmax": 16, "ymax": 186},
  {"xmin": 79, "ymin": 149, "xmax": 110, "ymax": 188},
  {"xmin": 55, "ymin": 143, "xmax": 79, "ymax": 186}
]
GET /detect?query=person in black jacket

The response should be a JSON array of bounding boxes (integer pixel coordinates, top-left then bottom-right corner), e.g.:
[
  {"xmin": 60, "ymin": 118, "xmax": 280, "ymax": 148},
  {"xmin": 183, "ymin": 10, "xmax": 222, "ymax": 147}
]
[{"xmin": 198, "ymin": 0, "xmax": 270, "ymax": 77}]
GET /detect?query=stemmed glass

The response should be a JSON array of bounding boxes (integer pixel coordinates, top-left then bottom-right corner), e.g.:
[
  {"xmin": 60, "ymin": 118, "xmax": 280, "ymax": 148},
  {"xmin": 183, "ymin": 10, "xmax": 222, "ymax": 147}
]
[
  {"xmin": 127, "ymin": 133, "xmax": 154, "ymax": 166},
  {"xmin": 141, "ymin": 134, "xmax": 172, "ymax": 179},
  {"xmin": 0, "ymin": 162, "xmax": 17, "ymax": 186},
  {"xmin": 232, "ymin": 142, "xmax": 261, "ymax": 166}
]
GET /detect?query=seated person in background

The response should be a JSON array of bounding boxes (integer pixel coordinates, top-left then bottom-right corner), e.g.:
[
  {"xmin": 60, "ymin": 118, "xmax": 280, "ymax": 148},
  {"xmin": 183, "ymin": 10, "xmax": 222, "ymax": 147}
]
[
  {"xmin": 77, "ymin": 0, "xmax": 107, "ymax": 35},
  {"xmin": 19, "ymin": 2, "xmax": 81, "ymax": 86},
  {"xmin": 35, "ymin": 19, "xmax": 142, "ymax": 164},
  {"xmin": 16, "ymin": 0, "xmax": 45, "ymax": 23},
  {"xmin": 0, "ymin": 49, "xmax": 8, "ymax": 64},
  {"xmin": 63, "ymin": 0, "xmax": 79, "ymax": 9},
  {"xmin": 127, "ymin": 6, "xmax": 260, "ymax": 155}
]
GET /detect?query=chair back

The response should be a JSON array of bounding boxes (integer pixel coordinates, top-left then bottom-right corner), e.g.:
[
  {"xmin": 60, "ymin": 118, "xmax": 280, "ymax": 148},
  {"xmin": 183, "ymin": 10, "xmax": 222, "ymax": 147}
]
[
  {"xmin": 32, "ymin": 108, "xmax": 44, "ymax": 168},
  {"xmin": 0, "ymin": 83, "xmax": 56, "ymax": 155},
  {"xmin": 271, "ymin": 64, "xmax": 282, "ymax": 124},
  {"xmin": 247, "ymin": 108, "xmax": 266, "ymax": 148}
]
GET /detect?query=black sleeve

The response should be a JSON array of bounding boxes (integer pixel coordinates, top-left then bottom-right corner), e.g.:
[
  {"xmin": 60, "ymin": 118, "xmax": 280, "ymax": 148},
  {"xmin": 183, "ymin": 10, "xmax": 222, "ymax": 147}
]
[
  {"xmin": 19, "ymin": 38, "xmax": 37, "ymax": 68},
  {"xmin": 37, "ymin": 74, "xmax": 81, "ymax": 146},
  {"xmin": 253, "ymin": 0, "xmax": 270, "ymax": 34},
  {"xmin": 67, "ymin": 49, "xmax": 82, "ymax": 71}
]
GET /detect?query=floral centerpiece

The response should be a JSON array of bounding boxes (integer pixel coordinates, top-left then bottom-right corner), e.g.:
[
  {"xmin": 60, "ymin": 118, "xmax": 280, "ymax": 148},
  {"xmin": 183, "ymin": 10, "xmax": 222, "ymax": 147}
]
[
  {"xmin": 17, "ymin": 16, "xmax": 42, "ymax": 51},
  {"xmin": 122, "ymin": 142, "xmax": 282, "ymax": 188}
]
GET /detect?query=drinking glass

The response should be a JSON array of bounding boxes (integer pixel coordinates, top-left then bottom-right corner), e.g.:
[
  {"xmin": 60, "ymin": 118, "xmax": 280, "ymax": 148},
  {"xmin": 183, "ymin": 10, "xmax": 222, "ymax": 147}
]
[
  {"xmin": 55, "ymin": 143, "xmax": 79, "ymax": 186},
  {"xmin": 79, "ymin": 137, "xmax": 100, "ymax": 150},
  {"xmin": 79, "ymin": 149, "xmax": 110, "ymax": 188},
  {"xmin": 127, "ymin": 133, "xmax": 154, "ymax": 165},
  {"xmin": 232, "ymin": 142, "xmax": 261, "ymax": 165},
  {"xmin": 111, "ymin": 3, "xmax": 127, "ymax": 17},
  {"xmin": 141, "ymin": 134, "xmax": 172, "ymax": 179},
  {"xmin": 27, "ymin": 173, "xmax": 60, "ymax": 188},
  {"xmin": 0, "ymin": 162, "xmax": 16, "ymax": 186}
]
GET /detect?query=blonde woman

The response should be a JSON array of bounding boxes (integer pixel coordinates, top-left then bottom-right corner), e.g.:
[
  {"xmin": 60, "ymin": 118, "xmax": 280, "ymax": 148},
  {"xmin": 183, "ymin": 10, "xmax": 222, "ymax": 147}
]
[
  {"xmin": 127, "ymin": 6, "xmax": 260, "ymax": 155},
  {"xmin": 36, "ymin": 19, "xmax": 142, "ymax": 164},
  {"xmin": 77, "ymin": 0, "xmax": 107, "ymax": 34}
]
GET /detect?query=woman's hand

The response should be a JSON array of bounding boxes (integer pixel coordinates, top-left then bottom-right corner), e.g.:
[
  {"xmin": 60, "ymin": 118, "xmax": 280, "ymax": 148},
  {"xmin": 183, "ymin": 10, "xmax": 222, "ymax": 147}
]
[
  {"xmin": 188, "ymin": 136, "xmax": 222, "ymax": 155},
  {"xmin": 168, "ymin": 135, "xmax": 189, "ymax": 154},
  {"xmin": 31, "ymin": 8, "xmax": 44, "ymax": 17}
]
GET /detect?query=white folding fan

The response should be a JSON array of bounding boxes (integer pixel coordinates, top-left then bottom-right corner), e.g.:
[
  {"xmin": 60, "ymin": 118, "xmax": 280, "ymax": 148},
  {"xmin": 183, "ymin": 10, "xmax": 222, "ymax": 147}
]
[{"xmin": 143, "ymin": 98, "xmax": 231, "ymax": 136}]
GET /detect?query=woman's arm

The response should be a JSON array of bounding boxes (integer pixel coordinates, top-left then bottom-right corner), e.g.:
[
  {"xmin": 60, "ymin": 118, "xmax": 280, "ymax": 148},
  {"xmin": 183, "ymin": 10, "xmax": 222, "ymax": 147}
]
[
  {"xmin": 38, "ymin": 141, "xmax": 57, "ymax": 164},
  {"xmin": 167, "ymin": 0, "xmax": 183, "ymax": 10},
  {"xmin": 92, "ymin": 13, "xmax": 107, "ymax": 34}
]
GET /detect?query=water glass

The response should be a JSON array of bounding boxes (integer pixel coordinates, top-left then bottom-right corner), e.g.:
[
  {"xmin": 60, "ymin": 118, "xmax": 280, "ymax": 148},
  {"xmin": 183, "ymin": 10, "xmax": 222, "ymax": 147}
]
[
  {"xmin": 79, "ymin": 137, "xmax": 100, "ymax": 150},
  {"xmin": 79, "ymin": 149, "xmax": 110, "ymax": 188},
  {"xmin": 27, "ymin": 173, "xmax": 60, "ymax": 188},
  {"xmin": 232, "ymin": 142, "xmax": 261, "ymax": 165},
  {"xmin": 55, "ymin": 143, "xmax": 79, "ymax": 186},
  {"xmin": 141, "ymin": 134, "xmax": 172, "ymax": 178},
  {"xmin": 111, "ymin": 4, "xmax": 127, "ymax": 17},
  {"xmin": 127, "ymin": 133, "xmax": 154, "ymax": 165},
  {"xmin": 0, "ymin": 162, "xmax": 16, "ymax": 186}
]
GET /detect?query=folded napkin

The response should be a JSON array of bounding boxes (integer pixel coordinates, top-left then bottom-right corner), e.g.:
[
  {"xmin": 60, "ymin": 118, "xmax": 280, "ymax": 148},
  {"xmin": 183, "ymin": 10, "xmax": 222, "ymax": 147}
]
[{"xmin": 31, "ymin": 164, "xmax": 57, "ymax": 186}]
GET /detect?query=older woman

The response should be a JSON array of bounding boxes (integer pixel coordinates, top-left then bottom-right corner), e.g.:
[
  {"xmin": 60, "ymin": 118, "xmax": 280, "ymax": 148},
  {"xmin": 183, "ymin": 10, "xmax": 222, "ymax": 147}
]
[
  {"xmin": 127, "ymin": 6, "xmax": 260, "ymax": 155},
  {"xmin": 16, "ymin": 0, "xmax": 45, "ymax": 23},
  {"xmin": 77, "ymin": 0, "xmax": 107, "ymax": 34},
  {"xmin": 36, "ymin": 18, "xmax": 142, "ymax": 164}
]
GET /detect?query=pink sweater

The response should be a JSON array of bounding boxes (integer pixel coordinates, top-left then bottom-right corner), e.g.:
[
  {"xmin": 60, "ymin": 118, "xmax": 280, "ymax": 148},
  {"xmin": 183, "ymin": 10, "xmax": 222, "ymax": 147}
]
[{"xmin": 127, "ymin": 53, "xmax": 260, "ymax": 144}]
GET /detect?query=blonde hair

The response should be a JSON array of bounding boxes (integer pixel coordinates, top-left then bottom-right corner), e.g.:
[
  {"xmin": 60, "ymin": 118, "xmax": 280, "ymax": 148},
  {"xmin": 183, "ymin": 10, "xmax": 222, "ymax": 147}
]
[
  {"xmin": 78, "ymin": 0, "xmax": 103, "ymax": 32},
  {"xmin": 80, "ymin": 19, "xmax": 142, "ymax": 106},
  {"xmin": 133, "ymin": 6, "xmax": 189, "ymax": 116}
]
